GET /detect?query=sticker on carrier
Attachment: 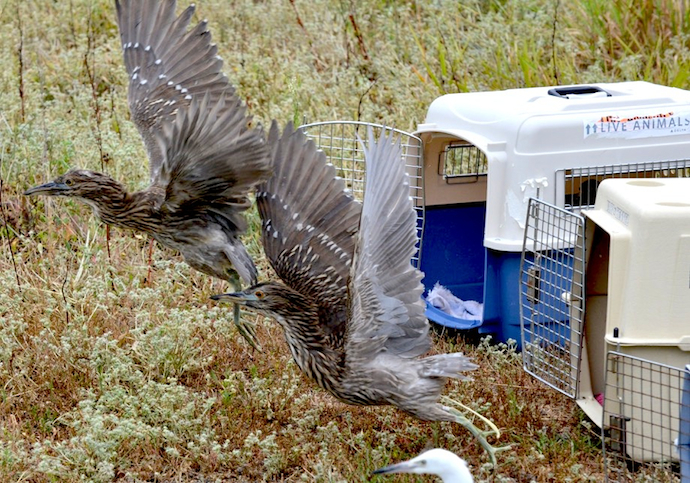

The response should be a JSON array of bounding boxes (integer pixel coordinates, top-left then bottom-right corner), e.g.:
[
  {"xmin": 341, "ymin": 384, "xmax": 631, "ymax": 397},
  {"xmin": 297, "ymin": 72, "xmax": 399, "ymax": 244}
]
[{"xmin": 583, "ymin": 108, "xmax": 690, "ymax": 139}]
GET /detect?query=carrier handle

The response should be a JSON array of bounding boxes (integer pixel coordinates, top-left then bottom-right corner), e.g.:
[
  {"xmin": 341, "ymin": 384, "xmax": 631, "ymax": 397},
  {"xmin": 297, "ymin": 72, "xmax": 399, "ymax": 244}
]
[{"xmin": 547, "ymin": 85, "xmax": 612, "ymax": 98}]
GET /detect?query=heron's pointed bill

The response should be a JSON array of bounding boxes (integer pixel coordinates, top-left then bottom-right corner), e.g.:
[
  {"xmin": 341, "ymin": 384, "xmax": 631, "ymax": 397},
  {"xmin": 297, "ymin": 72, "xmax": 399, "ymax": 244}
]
[
  {"xmin": 374, "ymin": 458, "xmax": 426, "ymax": 475},
  {"xmin": 210, "ymin": 292, "xmax": 258, "ymax": 304},
  {"xmin": 24, "ymin": 181, "xmax": 68, "ymax": 196},
  {"xmin": 372, "ymin": 459, "xmax": 422, "ymax": 475}
]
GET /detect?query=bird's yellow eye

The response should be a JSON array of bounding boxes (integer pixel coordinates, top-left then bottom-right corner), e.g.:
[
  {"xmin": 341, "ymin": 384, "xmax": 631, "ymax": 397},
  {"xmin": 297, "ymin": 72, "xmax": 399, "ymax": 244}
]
[
  {"xmin": 255, "ymin": 290, "xmax": 265, "ymax": 299},
  {"xmin": 65, "ymin": 179, "xmax": 74, "ymax": 186}
]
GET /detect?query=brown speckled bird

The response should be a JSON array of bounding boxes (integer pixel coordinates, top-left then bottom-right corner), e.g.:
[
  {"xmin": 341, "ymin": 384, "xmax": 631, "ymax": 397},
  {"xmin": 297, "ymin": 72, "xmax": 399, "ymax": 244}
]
[
  {"xmin": 212, "ymin": 125, "xmax": 507, "ymax": 463},
  {"xmin": 24, "ymin": 0, "xmax": 270, "ymax": 348}
]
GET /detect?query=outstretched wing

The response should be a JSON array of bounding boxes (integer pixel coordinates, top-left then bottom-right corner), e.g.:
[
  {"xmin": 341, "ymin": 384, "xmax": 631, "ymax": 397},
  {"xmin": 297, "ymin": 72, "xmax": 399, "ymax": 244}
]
[
  {"xmin": 155, "ymin": 93, "xmax": 269, "ymax": 227},
  {"xmin": 116, "ymin": 0, "xmax": 248, "ymax": 183},
  {"xmin": 345, "ymin": 128, "xmax": 430, "ymax": 361},
  {"xmin": 257, "ymin": 122, "xmax": 362, "ymax": 335}
]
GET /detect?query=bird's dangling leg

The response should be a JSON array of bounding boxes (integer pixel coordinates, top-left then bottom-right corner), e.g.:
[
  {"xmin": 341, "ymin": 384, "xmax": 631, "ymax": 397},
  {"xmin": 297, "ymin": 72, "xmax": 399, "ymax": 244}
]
[
  {"xmin": 145, "ymin": 237, "xmax": 155, "ymax": 286},
  {"xmin": 441, "ymin": 396, "xmax": 512, "ymax": 467},
  {"xmin": 228, "ymin": 270, "xmax": 261, "ymax": 351},
  {"xmin": 104, "ymin": 225, "xmax": 116, "ymax": 292}
]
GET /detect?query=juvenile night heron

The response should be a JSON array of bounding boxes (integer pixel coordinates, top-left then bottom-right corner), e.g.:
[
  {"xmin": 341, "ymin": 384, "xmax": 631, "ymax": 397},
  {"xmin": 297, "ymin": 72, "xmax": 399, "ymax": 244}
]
[
  {"xmin": 212, "ymin": 124, "xmax": 507, "ymax": 463},
  {"xmin": 373, "ymin": 449, "xmax": 474, "ymax": 483},
  {"xmin": 25, "ymin": 0, "xmax": 271, "ymax": 348}
]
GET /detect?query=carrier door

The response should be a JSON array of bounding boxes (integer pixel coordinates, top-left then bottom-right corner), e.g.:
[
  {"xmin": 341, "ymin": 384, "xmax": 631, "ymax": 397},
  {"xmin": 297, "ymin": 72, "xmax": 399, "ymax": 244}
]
[
  {"xmin": 520, "ymin": 198, "xmax": 586, "ymax": 398},
  {"xmin": 603, "ymin": 352, "xmax": 689, "ymax": 480},
  {"xmin": 299, "ymin": 122, "xmax": 424, "ymax": 266}
]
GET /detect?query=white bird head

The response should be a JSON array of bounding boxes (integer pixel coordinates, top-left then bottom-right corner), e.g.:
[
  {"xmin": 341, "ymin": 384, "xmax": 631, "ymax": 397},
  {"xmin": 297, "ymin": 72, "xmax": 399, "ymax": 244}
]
[{"xmin": 373, "ymin": 448, "xmax": 473, "ymax": 483}]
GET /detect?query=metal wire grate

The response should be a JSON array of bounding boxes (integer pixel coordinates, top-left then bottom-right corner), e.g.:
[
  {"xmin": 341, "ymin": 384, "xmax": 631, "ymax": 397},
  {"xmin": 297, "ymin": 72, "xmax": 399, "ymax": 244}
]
[
  {"xmin": 438, "ymin": 142, "xmax": 488, "ymax": 184},
  {"xmin": 299, "ymin": 121, "xmax": 424, "ymax": 267},
  {"xmin": 520, "ymin": 199, "xmax": 585, "ymax": 398},
  {"xmin": 604, "ymin": 351, "xmax": 689, "ymax": 482},
  {"xmin": 559, "ymin": 159, "xmax": 690, "ymax": 212}
]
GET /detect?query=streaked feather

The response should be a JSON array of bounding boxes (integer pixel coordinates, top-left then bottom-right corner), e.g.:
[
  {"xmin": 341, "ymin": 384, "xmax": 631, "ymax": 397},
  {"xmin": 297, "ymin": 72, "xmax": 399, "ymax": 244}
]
[
  {"xmin": 156, "ymin": 93, "xmax": 269, "ymax": 218},
  {"xmin": 257, "ymin": 122, "xmax": 361, "ymax": 337}
]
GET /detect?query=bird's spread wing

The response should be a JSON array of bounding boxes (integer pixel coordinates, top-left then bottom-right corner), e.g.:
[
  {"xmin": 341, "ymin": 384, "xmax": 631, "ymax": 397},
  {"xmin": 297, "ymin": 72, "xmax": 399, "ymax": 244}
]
[
  {"xmin": 155, "ymin": 93, "xmax": 269, "ymax": 227},
  {"xmin": 258, "ymin": 122, "xmax": 362, "ymax": 333},
  {"xmin": 116, "ymin": 0, "xmax": 250, "ymax": 184},
  {"xmin": 345, "ymin": 128, "xmax": 430, "ymax": 361}
]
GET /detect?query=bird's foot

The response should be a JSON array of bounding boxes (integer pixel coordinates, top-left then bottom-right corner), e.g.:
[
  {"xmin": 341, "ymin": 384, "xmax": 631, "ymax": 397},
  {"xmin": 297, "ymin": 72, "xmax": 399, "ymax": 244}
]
[
  {"xmin": 233, "ymin": 302, "xmax": 261, "ymax": 351},
  {"xmin": 228, "ymin": 275, "xmax": 261, "ymax": 352},
  {"xmin": 441, "ymin": 396, "xmax": 512, "ymax": 467}
]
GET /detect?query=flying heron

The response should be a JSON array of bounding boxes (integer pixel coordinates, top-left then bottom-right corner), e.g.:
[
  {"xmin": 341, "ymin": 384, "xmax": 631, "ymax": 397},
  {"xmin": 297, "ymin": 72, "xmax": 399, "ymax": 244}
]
[
  {"xmin": 373, "ymin": 448, "xmax": 474, "ymax": 483},
  {"xmin": 24, "ymin": 0, "xmax": 271, "ymax": 348},
  {"xmin": 212, "ymin": 124, "xmax": 507, "ymax": 463}
]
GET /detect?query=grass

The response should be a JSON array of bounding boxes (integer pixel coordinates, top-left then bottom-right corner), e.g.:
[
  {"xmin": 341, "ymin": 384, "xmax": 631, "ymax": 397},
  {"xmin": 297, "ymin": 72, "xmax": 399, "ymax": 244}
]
[{"xmin": 0, "ymin": 0, "xmax": 688, "ymax": 481}]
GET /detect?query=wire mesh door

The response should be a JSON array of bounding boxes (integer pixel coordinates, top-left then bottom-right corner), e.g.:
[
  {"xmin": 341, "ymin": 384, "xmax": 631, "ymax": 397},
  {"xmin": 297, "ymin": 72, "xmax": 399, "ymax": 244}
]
[
  {"xmin": 520, "ymin": 198, "xmax": 586, "ymax": 398},
  {"xmin": 604, "ymin": 351, "xmax": 688, "ymax": 482},
  {"xmin": 298, "ymin": 121, "xmax": 424, "ymax": 267}
]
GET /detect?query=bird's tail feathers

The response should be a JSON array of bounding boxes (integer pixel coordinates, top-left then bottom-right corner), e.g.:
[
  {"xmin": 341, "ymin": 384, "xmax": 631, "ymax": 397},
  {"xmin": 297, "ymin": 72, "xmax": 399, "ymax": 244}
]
[
  {"xmin": 420, "ymin": 353, "xmax": 478, "ymax": 380},
  {"xmin": 224, "ymin": 240, "xmax": 259, "ymax": 287}
]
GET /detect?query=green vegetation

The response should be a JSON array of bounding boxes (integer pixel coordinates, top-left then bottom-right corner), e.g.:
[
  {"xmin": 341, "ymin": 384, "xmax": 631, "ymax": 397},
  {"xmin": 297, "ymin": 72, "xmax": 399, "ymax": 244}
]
[{"xmin": 1, "ymin": 0, "xmax": 686, "ymax": 481}]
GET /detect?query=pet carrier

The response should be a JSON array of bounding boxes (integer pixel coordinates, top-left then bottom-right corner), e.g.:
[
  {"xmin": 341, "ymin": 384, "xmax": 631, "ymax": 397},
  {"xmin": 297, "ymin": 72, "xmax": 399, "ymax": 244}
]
[
  {"xmin": 416, "ymin": 81, "xmax": 690, "ymax": 345},
  {"xmin": 521, "ymin": 178, "xmax": 690, "ymax": 480}
]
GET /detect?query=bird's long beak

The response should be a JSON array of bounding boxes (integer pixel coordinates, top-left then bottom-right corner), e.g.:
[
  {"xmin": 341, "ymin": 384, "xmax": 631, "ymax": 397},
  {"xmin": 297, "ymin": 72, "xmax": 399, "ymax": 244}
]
[
  {"xmin": 210, "ymin": 292, "xmax": 258, "ymax": 304},
  {"xmin": 24, "ymin": 181, "xmax": 68, "ymax": 196},
  {"xmin": 372, "ymin": 460, "xmax": 420, "ymax": 475}
]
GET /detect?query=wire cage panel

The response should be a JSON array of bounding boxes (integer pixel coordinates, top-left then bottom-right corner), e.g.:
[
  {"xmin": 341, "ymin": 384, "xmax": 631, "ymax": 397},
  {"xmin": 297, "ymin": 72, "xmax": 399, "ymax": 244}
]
[
  {"xmin": 604, "ymin": 351, "xmax": 689, "ymax": 482},
  {"xmin": 299, "ymin": 121, "xmax": 424, "ymax": 267},
  {"xmin": 520, "ymin": 199, "xmax": 585, "ymax": 398},
  {"xmin": 438, "ymin": 141, "xmax": 488, "ymax": 184},
  {"xmin": 558, "ymin": 158, "xmax": 690, "ymax": 213}
]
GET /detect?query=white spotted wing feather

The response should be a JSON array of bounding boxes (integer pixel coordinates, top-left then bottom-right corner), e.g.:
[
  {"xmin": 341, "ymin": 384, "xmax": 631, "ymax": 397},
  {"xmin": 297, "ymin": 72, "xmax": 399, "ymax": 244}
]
[{"xmin": 116, "ymin": 0, "xmax": 247, "ymax": 184}]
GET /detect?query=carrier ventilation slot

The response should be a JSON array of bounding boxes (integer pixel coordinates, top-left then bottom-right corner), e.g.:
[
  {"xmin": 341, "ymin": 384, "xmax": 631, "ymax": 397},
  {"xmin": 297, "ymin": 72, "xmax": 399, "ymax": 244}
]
[
  {"xmin": 439, "ymin": 142, "xmax": 488, "ymax": 184},
  {"xmin": 560, "ymin": 159, "xmax": 690, "ymax": 212}
]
